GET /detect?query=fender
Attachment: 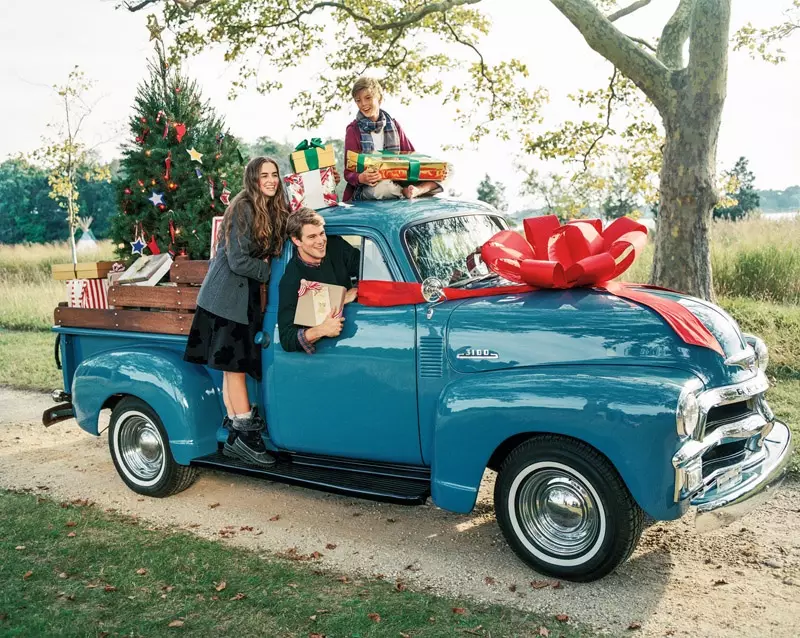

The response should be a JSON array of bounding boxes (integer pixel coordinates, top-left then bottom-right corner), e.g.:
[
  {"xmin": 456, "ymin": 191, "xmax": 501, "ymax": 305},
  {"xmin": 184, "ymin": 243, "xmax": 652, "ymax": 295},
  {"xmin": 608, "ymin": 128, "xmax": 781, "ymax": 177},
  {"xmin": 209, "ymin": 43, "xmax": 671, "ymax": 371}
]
[
  {"xmin": 71, "ymin": 346, "xmax": 222, "ymax": 464},
  {"xmin": 430, "ymin": 365, "xmax": 703, "ymax": 520}
]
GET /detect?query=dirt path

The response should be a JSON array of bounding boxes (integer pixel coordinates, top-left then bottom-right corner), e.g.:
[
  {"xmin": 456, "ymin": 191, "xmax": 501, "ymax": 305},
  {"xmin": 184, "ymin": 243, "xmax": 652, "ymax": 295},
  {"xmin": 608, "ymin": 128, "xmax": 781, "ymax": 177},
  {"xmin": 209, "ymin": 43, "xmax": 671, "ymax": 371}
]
[{"xmin": 1, "ymin": 387, "xmax": 798, "ymax": 637}]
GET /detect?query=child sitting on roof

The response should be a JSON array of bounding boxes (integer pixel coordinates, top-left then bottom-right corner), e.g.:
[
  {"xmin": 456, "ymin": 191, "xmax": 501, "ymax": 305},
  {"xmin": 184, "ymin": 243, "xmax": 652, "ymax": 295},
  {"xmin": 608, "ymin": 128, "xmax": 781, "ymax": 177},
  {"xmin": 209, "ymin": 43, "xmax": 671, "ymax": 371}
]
[{"xmin": 343, "ymin": 76, "xmax": 442, "ymax": 202}]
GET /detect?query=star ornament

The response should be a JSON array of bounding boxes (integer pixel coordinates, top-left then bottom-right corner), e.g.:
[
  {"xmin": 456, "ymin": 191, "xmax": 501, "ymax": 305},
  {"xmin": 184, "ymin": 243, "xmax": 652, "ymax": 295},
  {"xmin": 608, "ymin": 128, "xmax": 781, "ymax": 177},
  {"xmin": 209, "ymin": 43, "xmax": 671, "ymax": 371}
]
[
  {"xmin": 186, "ymin": 147, "xmax": 204, "ymax": 163},
  {"xmin": 148, "ymin": 190, "xmax": 166, "ymax": 207},
  {"xmin": 146, "ymin": 15, "xmax": 164, "ymax": 41},
  {"xmin": 130, "ymin": 236, "xmax": 146, "ymax": 256}
]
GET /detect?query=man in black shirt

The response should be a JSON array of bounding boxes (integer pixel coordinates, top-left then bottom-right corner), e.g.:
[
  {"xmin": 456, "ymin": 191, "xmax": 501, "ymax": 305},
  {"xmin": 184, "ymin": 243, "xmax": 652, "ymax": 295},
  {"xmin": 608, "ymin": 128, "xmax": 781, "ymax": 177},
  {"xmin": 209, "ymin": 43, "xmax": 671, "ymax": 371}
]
[{"xmin": 278, "ymin": 208, "xmax": 360, "ymax": 353}]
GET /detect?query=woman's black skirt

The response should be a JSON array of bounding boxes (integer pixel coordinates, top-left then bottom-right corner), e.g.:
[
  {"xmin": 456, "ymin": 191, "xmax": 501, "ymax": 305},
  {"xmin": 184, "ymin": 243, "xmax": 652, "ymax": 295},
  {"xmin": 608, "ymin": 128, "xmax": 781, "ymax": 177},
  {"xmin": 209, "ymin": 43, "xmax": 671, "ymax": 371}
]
[{"xmin": 183, "ymin": 279, "xmax": 263, "ymax": 380}]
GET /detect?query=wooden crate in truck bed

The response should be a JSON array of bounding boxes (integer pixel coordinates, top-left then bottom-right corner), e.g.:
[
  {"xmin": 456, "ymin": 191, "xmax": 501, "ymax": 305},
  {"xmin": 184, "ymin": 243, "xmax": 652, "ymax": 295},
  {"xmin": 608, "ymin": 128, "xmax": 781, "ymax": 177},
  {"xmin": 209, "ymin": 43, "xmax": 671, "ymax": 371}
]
[{"xmin": 54, "ymin": 259, "xmax": 209, "ymax": 336}]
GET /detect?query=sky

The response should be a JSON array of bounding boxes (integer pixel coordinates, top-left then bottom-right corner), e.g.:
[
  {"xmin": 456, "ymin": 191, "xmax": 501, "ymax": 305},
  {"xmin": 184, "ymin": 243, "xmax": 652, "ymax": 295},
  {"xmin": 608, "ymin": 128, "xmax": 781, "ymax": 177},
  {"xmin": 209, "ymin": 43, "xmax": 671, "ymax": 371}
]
[{"xmin": 1, "ymin": 0, "xmax": 798, "ymax": 211}]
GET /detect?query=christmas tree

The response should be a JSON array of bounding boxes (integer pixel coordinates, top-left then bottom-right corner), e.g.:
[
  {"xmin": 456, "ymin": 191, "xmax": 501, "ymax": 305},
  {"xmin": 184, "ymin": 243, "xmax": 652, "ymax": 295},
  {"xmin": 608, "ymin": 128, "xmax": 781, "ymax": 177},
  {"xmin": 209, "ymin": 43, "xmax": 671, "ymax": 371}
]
[{"xmin": 112, "ymin": 31, "xmax": 244, "ymax": 260}]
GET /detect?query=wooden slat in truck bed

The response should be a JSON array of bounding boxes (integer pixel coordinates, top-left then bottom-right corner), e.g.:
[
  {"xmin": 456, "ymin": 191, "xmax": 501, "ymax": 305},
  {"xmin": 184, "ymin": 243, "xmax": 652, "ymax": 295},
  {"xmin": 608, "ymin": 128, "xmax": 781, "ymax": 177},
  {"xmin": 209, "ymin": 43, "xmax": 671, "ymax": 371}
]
[
  {"xmin": 54, "ymin": 307, "xmax": 194, "ymax": 335},
  {"xmin": 108, "ymin": 285, "xmax": 199, "ymax": 311}
]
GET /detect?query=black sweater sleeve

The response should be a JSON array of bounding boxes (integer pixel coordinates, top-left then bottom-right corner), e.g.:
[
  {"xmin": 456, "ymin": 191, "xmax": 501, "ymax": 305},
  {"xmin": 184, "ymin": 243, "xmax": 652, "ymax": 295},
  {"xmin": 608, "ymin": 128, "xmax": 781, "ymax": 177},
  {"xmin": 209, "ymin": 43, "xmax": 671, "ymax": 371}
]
[{"xmin": 278, "ymin": 264, "xmax": 303, "ymax": 352}]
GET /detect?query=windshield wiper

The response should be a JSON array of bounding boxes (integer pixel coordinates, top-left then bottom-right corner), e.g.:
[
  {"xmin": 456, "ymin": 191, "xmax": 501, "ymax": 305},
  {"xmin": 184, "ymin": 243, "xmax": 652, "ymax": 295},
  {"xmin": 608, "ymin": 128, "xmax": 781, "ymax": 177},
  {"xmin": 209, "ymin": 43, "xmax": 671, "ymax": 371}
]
[{"xmin": 448, "ymin": 272, "xmax": 500, "ymax": 289}]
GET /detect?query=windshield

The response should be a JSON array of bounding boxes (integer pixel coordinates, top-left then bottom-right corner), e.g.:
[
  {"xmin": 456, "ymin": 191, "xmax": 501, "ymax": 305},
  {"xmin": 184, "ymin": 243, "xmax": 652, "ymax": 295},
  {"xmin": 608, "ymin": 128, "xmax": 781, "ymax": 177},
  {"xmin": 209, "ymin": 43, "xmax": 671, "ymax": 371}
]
[{"xmin": 404, "ymin": 214, "xmax": 507, "ymax": 285}]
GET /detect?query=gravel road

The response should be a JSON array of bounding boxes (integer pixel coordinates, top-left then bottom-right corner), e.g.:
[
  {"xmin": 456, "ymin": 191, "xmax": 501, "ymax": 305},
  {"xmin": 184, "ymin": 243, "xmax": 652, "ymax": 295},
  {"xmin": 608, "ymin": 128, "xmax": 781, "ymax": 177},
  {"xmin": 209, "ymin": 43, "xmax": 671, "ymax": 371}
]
[{"xmin": 1, "ymin": 387, "xmax": 798, "ymax": 637}]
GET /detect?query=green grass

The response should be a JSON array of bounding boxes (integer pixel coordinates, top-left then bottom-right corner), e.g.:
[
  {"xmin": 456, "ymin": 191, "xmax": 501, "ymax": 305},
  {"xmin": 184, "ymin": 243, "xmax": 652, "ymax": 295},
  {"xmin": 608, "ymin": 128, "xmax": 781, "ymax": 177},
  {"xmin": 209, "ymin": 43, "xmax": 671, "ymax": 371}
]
[
  {"xmin": 0, "ymin": 491, "xmax": 592, "ymax": 638},
  {"xmin": 0, "ymin": 330, "xmax": 61, "ymax": 391}
]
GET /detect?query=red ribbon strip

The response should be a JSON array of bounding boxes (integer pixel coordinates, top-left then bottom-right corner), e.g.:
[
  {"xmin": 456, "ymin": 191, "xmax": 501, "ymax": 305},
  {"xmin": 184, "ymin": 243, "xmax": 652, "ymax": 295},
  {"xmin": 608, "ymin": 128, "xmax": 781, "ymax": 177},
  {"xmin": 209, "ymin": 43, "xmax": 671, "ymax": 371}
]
[
  {"xmin": 298, "ymin": 279, "xmax": 323, "ymax": 297},
  {"xmin": 358, "ymin": 215, "xmax": 724, "ymax": 356}
]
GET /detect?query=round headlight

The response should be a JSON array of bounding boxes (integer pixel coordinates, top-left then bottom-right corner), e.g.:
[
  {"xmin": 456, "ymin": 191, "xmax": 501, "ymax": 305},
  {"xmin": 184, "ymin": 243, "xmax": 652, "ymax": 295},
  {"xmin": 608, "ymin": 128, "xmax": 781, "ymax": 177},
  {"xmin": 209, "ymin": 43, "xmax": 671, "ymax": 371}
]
[
  {"xmin": 744, "ymin": 334, "xmax": 769, "ymax": 372},
  {"xmin": 677, "ymin": 388, "xmax": 701, "ymax": 437}
]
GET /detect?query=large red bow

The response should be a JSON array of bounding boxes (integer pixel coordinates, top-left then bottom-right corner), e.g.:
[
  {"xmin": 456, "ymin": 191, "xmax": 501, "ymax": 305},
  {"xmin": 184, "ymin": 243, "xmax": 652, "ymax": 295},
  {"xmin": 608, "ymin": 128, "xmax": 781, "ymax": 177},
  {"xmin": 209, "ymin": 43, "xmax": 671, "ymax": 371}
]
[{"xmin": 481, "ymin": 215, "xmax": 647, "ymax": 289}]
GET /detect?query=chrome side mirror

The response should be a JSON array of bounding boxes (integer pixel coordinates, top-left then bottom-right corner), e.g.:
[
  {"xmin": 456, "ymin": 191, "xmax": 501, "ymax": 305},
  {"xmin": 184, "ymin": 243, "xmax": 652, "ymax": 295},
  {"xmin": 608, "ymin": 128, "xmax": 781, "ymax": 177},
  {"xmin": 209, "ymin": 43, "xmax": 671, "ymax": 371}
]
[{"xmin": 421, "ymin": 277, "xmax": 446, "ymax": 304}]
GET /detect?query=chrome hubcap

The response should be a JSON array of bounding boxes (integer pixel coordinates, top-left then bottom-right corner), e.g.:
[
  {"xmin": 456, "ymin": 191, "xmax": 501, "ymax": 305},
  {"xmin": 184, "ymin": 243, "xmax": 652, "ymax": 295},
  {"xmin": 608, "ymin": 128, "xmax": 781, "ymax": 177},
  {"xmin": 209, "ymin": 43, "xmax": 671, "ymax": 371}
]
[
  {"xmin": 517, "ymin": 469, "xmax": 600, "ymax": 558},
  {"xmin": 119, "ymin": 414, "xmax": 163, "ymax": 480}
]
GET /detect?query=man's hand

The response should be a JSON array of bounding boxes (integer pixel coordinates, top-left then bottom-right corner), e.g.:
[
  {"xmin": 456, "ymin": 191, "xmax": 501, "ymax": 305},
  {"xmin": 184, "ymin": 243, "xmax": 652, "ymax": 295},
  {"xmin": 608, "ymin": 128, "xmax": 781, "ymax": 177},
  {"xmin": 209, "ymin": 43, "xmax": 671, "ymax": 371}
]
[
  {"xmin": 344, "ymin": 287, "xmax": 358, "ymax": 304},
  {"xmin": 358, "ymin": 167, "xmax": 381, "ymax": 187},
  {"xmin": 317, "ymin": 311, "xmax": 345, "ymax": 338}
]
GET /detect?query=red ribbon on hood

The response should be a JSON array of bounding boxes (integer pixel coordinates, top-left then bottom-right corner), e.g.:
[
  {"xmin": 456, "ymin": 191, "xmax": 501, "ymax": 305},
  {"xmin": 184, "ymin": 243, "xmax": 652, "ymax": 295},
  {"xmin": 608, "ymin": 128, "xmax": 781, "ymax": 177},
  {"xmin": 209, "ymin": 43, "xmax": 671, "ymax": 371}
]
[{"xmin": 359, "ymin": 215, "xmax": 724, "ymax": 356}]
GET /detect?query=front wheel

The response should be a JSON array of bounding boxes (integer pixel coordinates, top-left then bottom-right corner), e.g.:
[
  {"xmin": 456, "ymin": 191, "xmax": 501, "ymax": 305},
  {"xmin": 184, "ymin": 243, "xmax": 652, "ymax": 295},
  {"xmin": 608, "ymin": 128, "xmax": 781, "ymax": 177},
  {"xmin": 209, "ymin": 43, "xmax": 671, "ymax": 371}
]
[
  {"xmin": 108, "ymin": 397, "xmax": 198, "ymax": 498},
  {"xmin": 494, "ymin": 435, "xmax": 644, "ymax": 582}
]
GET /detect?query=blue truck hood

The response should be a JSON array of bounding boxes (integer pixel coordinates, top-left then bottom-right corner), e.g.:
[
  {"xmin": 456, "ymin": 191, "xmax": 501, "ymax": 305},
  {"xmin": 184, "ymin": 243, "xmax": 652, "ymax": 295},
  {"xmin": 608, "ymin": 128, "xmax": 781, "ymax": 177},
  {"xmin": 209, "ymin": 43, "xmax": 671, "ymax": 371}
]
[{"xmin": 445, "ymin": 287, "xmax": 747, "ymax": 380}]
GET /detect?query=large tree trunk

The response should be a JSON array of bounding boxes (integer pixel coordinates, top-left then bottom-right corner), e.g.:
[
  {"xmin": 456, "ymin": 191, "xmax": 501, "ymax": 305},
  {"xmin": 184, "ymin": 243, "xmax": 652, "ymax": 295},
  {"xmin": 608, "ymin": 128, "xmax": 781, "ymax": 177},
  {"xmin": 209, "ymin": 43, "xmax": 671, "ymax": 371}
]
[{"xmin": 651, "ymin": 108, "xmax": 720, "ymax": 300}]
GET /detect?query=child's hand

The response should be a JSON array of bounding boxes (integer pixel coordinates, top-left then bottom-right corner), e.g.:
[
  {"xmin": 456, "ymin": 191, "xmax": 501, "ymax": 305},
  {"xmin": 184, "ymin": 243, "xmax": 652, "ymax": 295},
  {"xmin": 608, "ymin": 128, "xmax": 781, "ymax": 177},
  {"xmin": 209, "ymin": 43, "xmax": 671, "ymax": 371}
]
[{"xmin": 359, "ymin": 167, "xmax": 381, "ymax": 187}]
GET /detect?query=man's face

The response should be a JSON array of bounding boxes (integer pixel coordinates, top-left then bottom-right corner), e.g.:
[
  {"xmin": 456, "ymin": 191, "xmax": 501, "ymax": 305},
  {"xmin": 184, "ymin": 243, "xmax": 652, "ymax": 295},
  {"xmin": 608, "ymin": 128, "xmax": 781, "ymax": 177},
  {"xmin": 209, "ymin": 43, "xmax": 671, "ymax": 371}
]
[
  {"xmin": 354, "ymin": 88, "xmax": 381, "ymax": 121},
  {"xmin": 258, "ymin": 162, "xmax": 279, "ymax": 197},
  {"xmin": 293, "ymin": 223, "xmax": 327, "ymax": 263}
]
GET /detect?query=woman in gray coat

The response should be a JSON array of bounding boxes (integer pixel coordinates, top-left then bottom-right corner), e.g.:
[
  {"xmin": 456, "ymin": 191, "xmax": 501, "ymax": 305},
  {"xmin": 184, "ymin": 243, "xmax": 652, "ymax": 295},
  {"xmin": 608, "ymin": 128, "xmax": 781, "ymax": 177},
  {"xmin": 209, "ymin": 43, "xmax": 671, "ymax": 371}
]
[{"xmin": 184, "ymin": 157, "xmax": 289, "ymax": 467}]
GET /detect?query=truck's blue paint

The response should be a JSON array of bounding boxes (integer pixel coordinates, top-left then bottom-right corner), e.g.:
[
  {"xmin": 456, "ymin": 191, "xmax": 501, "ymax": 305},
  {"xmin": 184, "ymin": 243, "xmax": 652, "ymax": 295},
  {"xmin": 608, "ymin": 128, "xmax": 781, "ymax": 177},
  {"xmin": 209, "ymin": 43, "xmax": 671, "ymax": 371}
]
[{"xmin": 55, "ymin": 197, "xmax": 754, "ymax": 519}]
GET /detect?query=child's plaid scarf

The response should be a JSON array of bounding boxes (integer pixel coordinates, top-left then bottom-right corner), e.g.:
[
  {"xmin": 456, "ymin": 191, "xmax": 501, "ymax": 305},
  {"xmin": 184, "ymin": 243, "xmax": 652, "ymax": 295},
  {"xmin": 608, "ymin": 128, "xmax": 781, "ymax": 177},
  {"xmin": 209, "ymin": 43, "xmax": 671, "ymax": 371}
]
[{"xmin": 356, "ymin": 109, "xmax": 400, "ymax": 153}]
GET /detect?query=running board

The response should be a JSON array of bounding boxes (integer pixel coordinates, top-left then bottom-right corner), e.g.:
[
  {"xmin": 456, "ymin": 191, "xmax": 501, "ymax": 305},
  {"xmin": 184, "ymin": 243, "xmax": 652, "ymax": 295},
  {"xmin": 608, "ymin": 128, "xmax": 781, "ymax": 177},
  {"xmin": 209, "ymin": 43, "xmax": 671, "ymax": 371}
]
[{"xmin": 191, "ymin": 451, "xmax": 431, "ymax": 505}]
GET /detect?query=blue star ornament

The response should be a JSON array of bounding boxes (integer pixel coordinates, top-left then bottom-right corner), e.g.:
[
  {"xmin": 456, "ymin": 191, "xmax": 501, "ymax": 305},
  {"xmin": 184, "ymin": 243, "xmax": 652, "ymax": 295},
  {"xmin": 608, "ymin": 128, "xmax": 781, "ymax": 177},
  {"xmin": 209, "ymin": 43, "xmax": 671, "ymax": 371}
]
[
  {"xmin": 148, "ymin": 190, "xmax": 166, "ymax": 207},
  {"xmin": 130, "ymin": 236, "xmax": 146, "ymax": 256}
]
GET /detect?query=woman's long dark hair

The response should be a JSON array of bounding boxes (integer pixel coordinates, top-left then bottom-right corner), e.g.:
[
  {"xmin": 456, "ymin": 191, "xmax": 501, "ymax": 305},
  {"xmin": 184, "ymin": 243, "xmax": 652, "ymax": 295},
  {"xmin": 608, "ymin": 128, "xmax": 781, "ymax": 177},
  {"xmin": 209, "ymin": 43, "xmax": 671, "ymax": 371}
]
[{"xmin": 219, "ymin": 157, "xmax": 290, "ymax": 258}]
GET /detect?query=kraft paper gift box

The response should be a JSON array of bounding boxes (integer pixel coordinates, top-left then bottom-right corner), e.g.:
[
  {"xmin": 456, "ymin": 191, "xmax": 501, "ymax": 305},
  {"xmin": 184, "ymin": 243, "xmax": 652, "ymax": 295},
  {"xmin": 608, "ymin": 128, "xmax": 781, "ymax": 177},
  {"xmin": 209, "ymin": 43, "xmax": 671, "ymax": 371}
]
[
  {"xmin": 284, "ymin": 167, "xmax": 338, "ymax": 212},
  {"xmin": 289, "ymin": 138, "xmax": 336, "ymax": 173},
  {"xmin": 52, "ymin": 261, "xmax": 117, "ymax": 281},
  {"xmin": 345, "ymin": 151, "xmax": 449, "ymax": 183},
  {"xmin": 294, "ymin": 281, "xmax": 347, "ymax": 327}
]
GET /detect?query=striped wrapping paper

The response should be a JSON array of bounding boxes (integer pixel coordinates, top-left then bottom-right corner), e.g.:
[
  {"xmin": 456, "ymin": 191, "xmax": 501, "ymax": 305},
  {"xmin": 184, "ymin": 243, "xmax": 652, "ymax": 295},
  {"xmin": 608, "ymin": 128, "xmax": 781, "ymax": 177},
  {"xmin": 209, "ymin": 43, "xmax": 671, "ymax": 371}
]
[{"xmin": 66, "ymin": 278, "xmax": 110, "ymax": 309}]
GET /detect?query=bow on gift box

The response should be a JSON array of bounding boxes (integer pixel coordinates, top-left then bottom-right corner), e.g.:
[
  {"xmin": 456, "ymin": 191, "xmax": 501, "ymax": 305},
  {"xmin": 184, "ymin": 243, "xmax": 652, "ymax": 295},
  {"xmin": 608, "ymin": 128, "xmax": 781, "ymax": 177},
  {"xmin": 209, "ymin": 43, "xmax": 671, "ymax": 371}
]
[
  {"xmin": 359, "ymin": 215, "xmax": 724, "ymax": 356},
  {"xmin": 295, "ymin": 138, "xmax": 325, "ymax": 152}
]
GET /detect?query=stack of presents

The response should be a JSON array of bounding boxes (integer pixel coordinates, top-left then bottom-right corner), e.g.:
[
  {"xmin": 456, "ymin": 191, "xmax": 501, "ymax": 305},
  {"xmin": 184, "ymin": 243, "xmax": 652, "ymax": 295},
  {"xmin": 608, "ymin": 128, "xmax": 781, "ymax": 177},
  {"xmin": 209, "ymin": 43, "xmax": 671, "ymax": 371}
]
[{"xmin": 283, "ymin": 137, "xmax": 450, "ymax": 211}]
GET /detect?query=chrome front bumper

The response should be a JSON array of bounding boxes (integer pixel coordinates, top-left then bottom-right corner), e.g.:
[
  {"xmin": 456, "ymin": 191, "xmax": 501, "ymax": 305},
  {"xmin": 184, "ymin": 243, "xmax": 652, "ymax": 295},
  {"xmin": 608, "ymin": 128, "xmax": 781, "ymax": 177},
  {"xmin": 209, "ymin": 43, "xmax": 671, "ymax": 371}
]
[
  {"xmin": 692, "ymin": 419, "xmax": 791, "ymax": 532},
  {"xmin": 672, "ymin": 369, "xmax": 793, "ymax": 532}
]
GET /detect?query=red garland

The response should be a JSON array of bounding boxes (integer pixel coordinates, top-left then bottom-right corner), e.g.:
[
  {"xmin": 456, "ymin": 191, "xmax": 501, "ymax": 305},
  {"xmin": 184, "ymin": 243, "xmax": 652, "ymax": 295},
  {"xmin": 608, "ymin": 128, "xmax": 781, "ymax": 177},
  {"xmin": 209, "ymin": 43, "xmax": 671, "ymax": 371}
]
[{"xmin": 358, "ymin": 215, "xmax": 724, "ymax": 356}]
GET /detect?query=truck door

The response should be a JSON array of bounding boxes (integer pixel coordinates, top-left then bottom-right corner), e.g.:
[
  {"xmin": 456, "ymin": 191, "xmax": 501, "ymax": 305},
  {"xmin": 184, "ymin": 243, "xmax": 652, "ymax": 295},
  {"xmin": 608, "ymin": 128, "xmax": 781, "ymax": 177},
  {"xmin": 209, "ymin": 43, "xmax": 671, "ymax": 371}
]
[{"xmin": 267, "ymin": 231, "xmax": 422, "ymax": 465}]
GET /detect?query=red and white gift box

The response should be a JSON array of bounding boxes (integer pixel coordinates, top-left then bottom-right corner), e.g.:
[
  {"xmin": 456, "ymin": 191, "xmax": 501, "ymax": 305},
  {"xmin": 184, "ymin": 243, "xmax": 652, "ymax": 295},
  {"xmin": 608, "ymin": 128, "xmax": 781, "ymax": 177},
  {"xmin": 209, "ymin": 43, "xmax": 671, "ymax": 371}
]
[
  {"xmin": 283, "ymin": 167, "xmax": 338, "ymax": 212},
  {"xmin": 66, "ymin": 278, "xmax": 110, "ymax": 309}
]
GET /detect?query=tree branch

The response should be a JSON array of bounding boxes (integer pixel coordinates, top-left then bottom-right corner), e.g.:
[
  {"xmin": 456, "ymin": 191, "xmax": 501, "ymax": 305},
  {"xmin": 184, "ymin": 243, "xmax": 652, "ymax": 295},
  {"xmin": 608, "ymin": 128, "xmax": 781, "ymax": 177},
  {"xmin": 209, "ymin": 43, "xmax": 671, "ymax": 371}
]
[
  {"xmin": 629, "ymin": 36, "xmax": 657, "ymax": 51},
  {"xmin": 607, "ymin": 0, "xmax": 652, "ymax": 22},
  {"xmin": 130, "ymin": 0, "xmax": 483, "ymax": 33},
  {"xmin": 657, "ymin": 0, "xmax": 695, "ymax": 68},
  {"xmin": 583, "ymin": 67, "xmax": 618, "ymax": 171},
  {"xmin": 549, "ymin": 0, "xmax": 671, "ymax": 113}
]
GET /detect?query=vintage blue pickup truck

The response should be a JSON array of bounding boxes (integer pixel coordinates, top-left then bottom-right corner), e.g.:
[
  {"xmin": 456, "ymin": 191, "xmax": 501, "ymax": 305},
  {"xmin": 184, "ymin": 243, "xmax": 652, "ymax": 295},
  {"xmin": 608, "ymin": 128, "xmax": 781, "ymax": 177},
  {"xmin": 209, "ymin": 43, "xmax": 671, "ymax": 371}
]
[{"xmin": 45, "ymin": 198, "xmax": 791, "ymax": 582}]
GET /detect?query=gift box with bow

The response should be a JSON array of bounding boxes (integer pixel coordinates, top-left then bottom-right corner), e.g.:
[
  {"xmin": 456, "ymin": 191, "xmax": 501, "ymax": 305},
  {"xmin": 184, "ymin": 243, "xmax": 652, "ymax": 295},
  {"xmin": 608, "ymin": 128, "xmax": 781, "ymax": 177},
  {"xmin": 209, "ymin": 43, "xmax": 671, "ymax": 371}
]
[
  {"xmin": 290, "ymin": 138, "xmax": 336, "ymax": 173},
  {"xmin": 345, "ymin": 150, "xmax": 449, "ymax": 183},
  {"xmin": 284, "ymin": 167, "xmax": 338, "ymax": 212}
]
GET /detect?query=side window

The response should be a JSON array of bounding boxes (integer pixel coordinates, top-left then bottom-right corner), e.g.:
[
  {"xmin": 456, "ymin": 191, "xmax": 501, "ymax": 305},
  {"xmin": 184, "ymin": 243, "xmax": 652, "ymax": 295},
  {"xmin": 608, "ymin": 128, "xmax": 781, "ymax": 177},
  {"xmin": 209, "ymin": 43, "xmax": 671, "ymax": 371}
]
[
  {"xmin": 337, "ymin": 235, "xmax": 394, "ymax": 282},
  {"xmin": 362, "ymin": 238, "xmax": 393, "ymax": 282}
]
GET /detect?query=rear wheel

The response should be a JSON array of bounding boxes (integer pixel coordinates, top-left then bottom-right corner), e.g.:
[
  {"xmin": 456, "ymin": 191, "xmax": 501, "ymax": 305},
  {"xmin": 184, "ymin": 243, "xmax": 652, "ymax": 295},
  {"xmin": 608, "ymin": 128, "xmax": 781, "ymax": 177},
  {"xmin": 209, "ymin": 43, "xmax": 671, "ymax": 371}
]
[
  {"xmin": 494, "ymin": 435, "xmax": 643, "ymax": 582},
  {"xmin": 108, "ymin": 397, "xmax": 198, "ymax": 497}
]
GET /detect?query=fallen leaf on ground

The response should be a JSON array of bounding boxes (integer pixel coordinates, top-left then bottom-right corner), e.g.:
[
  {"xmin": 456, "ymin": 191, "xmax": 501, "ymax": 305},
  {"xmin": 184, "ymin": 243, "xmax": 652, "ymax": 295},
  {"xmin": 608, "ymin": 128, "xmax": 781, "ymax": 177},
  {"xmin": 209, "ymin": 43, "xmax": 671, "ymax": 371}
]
[
  {"xmin": 58, "ymin": 573, "xmax": 68, "ymax": 579},
  {"xmin": 99, "ymin": 633, "xmax": 109, "ymax": 638},
  {"xmin": 405, "ymin": 564, "xmax": 420, "ymax": 572},
  {"xmin": 162, "ymin": 585, "xmax": 173, "ymax": 592},
  {"xmin": 386, "ymin": 518, "xmax": 397, "ymax": 523},
  {"xmin": 508, "ymin": 584, "xmax": 517, "ymax": 592},
  {"xmin": 214, "ymin": 581, "xmax": 226, "ymax": 591},
  {"xmin": 309, "ymin": 614, "xmax": 317, "ymax": 621},
  {"xmin": 538, "ymin": 627, "xmax": 550, "ymax": 637},
  {"xmin": 230, "ymin": 592, "xmax": 246, "ymax": 601},
  {"xmin": 309, "ymin": 633, "xmax": 325, "ymax": 638},
  {"xmin": 452, "ymin": 607, "xmax": 467, "ymax": 615},
  {"xmin": 85, "ymin": 584, "xmax": 98, "ymax": 589},
  {"xmin": 67, "ymin": 532, "xmax": 76, "ymax": 538},
  {"xmin": 310, "ymin": 551, "xmax": 323, "ymax": 560},
  {"xmin": 168, "ymin": 619, "xmax": 184, "ymax": 628},
  {"xmin": 240, "ymin": 526, "xmax": 253, "ymax": 531},
  {"xmin": 551, "ymin": 581, "xmax": 562, "ymax": 589},
  {"xmin": 287, "ymin": 583, "xmax": 298, "ymax": 588},
  {"xmin": 713, "ymin": 579, "xmax": 728, "ymax": 586},
  {"xmin": 395, "ymin": 581, "xmax": 407, "ymax": 592},
  {"xmin": 367, "ymin": 612, "xmax": 381, "ymax": 622},
  {"xmin": 104, "ymin": 586, "xmax": 117, "ymax": 592},
  {"xmin": 530, "ymin": 580, "xmax": 549, "ymax": 589},
  {"xmin": 628, "ymin": 621, "xmax": 642, "ymax": 630},
  {"xmin": 337, "ymin": 576, "xmax": 349, "ymax": 583},
  {"xmin": 136, "ymin": 568, "xmax": 147, "ymax": 576},
  {"xmin": 555, "ymin": 614, "xmax": 569, "ymax": 622},
  {"xmin": 65, "ymin": 521, "xmax": 77, "ymax": 527},
  {"xmin": 15, "ymin": 546, "xmax": 25, "ymax": 551},
  {"xmin": 208, "ymin": 502, "xmax": 220, "ymax": 509},
  {"xmin": 400, "ymin": 633, "xmax": 412, "ymax": 638},
  {"xmin": 462, "ymin": 626, "xmax": 483, "ymax": 636},
  {"xmin": 22, "ymin": 571, "xmax": 33, "ymax": 580},
  {"xmin": 484, "ymin": 576, "xmax": 495, "ymax": 585},
  {"xmin": 269, "ymin": 514, "xmax": 280, "ymax": 521},
  {"xmin": 325, "ymin": 543, "xmax": 337, "ymax": 550}
]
